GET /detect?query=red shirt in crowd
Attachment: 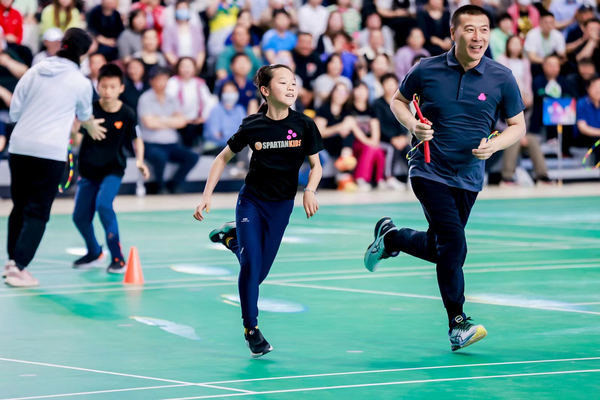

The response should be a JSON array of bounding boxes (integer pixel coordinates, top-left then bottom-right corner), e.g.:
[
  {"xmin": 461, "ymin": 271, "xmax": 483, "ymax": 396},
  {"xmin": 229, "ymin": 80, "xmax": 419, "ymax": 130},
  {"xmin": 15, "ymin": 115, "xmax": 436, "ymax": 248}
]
[{"xmin": 0, "ymin": 5, "xmax": 23, "ymax": 44}]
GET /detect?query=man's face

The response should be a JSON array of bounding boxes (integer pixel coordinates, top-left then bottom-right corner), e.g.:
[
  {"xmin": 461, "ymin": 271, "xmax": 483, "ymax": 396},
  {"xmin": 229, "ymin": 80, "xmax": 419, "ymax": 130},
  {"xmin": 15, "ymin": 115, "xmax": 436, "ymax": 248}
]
[
  {"xmin": 151, "ymin": 74, "xmax": 169, "ymax": 93},
  {"xmin": 588, "ymin": 80, "xmax": 600, "ymax": 102},
  {"xmin": 579, "ymin": 63, "xmax": 596, "ymax": 80},
  {"xmin": 540, "ymin": 15, "xmax": 555, "ymax": 35},
  {"xmin": 451, "ymin": 13, "xmax": 490, "ymax": 64},
  {"xmin": 295, "ymin": 34, "xmax": 313, "ymax": 56},
  {"xmin": 543, "ymin": 57, "xmax": 561, "ymax": 80}
]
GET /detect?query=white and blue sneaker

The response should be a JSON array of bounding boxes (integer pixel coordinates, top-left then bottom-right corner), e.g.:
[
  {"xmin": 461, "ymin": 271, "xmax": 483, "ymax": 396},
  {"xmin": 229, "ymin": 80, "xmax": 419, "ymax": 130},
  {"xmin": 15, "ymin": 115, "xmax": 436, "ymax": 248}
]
[
  {"xmin": 364, "ymin": 217, "xmax": 399, "ymax": 272},
  {"xmin": 209, "ymin": 221, "xmax": 236, "ymax": 248},
  {"xmin": 449, "ymin": 315, "xmax": 488, "ymax": 351}
]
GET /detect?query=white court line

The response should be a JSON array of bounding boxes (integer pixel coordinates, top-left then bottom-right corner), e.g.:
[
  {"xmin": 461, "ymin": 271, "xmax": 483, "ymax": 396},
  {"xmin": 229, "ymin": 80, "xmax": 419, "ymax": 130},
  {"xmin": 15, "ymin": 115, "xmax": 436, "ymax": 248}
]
[
  {"xmin": 166, "ymin": 369, "xmax": 600, "ymax": 400},
  {"xmin": 199, "ymin": 356, "xmax": 600, "ymax": 385},
  {"xmin": 0, "ymin": 358, "xmax": 254, "ymax": 394},
  {"xmin": 0, "ymin": 384, "xmax": 191, "ymax": 400},
  {"xmin": 266, "ymin": 282, "xmax": 600, "ymax": 316}
]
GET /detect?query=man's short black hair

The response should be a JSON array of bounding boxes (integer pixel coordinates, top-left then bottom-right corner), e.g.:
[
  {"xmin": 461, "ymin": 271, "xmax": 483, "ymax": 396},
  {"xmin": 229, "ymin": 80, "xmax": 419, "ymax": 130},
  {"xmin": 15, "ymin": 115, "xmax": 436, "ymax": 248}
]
[
  {"xmin": 379, "ymin": 72, "xmax": 398, "ymax": 85},
  {"xmin": 451, "ymin": 5, "xmax": 490, "ymax": 29},
  {"xmin": 98, "ymin": 63, "xmax": 124, "ymax": 84},
  {"xmin": 149, "ymin": 66, "xmax": 172, "ymax": 80},
  {"xmin": 230, "ymin": 52, "xmax": 250, "ymax": 66}
]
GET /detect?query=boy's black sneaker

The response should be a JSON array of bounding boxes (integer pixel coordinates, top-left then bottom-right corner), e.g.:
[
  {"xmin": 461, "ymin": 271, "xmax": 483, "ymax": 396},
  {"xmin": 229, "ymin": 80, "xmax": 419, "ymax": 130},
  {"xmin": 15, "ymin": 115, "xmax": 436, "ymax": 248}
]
[
  {"xmin": 107, "ymin": 259, "xmax": 126, "ymax": 274},
  {"xmin": 244, "ymin": 327, "xmax": 273, "ymax": 358},
  {"xmin": 209, "ymin": 221, "xmax": 236, "ymax": 248},
  {"xmin": 73, "ymin": 250, "xmax": 105, "ymax": 269}
]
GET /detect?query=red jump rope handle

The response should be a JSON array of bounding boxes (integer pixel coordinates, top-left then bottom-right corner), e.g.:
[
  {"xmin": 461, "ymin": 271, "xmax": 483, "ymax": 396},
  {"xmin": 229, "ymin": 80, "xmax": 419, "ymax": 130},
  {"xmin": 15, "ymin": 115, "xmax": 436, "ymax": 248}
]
[{"xmin": 413, "ymin": 100, "xmax": 431, "ymax": 163}]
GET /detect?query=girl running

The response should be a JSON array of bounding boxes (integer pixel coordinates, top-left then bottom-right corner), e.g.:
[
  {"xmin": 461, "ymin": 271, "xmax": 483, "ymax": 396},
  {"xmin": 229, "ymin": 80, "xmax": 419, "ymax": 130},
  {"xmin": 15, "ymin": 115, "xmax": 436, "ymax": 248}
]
[{"xmin": 193, "ymin": 64, "xmax": 323, "ymax": 358}]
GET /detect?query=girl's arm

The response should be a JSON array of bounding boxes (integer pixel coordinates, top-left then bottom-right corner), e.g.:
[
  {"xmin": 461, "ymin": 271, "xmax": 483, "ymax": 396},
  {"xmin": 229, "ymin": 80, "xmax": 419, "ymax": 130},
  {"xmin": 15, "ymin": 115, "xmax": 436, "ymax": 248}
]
[
  {"xmin": 193, "ymin": 146, "xmax": 236, "ymax": 221},
  {"xmin": 303, "ymin": 153, "xmax": 322, "ymax": 219}
]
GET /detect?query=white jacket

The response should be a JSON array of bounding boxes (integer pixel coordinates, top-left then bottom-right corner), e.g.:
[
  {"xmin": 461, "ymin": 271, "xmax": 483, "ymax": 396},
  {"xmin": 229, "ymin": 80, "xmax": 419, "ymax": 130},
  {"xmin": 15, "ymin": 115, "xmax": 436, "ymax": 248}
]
[{"xmin": 9, "ymin": 57, "xmax": 93, "ymax": 162}]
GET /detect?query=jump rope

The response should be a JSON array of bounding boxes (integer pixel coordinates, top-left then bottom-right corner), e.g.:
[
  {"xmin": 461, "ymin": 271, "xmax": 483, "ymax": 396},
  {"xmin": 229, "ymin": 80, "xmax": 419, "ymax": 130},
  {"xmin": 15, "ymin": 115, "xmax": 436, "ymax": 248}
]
[
  {"xmin": 406, "ymin": 94, "xmax": 499, "ymax": 162},
  {"xmin": 581, "ymin": 139, "xmax": 600, "ymax": 170},
  {"xmin": 58, "ymin": 139, "xmax": 74, "ymax": 193}
]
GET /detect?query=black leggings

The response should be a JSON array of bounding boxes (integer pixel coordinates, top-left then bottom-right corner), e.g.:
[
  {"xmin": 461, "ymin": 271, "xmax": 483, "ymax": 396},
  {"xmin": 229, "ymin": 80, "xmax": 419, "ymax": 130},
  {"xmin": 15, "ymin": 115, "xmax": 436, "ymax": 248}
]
[{"xmin": 8, "ymin": 154, "xmax": 65, "ymax": 270}]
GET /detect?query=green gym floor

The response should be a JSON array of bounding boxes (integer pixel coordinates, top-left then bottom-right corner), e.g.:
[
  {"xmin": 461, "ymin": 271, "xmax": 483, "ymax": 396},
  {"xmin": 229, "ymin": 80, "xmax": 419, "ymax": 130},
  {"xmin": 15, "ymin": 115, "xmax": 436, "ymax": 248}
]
[{"xmin": 1, "ymin": 195, "xmax": 600, "ymax": 399}]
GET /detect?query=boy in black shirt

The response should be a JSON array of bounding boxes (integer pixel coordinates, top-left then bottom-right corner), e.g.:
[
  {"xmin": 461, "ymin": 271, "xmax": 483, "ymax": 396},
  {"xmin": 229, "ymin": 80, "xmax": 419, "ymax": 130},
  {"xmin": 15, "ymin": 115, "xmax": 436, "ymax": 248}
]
[{"xmin": 73, "ymin": 64, "xmax": 149, "ymax": 273}]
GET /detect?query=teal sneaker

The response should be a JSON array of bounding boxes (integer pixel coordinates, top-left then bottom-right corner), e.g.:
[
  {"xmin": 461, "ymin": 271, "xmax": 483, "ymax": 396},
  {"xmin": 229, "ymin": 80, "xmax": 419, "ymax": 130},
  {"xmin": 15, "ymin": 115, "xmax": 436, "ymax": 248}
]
[
  {"xmin": 209, "ymin": 221, "xmax": 236, "ymax": 248},
  {"xmin": 449, "ymin": 316, "xmax": 488, "ymax": 351},
  {"xmin": 364, "ymin": 217, "xmax": 398, "ymax": 272}
]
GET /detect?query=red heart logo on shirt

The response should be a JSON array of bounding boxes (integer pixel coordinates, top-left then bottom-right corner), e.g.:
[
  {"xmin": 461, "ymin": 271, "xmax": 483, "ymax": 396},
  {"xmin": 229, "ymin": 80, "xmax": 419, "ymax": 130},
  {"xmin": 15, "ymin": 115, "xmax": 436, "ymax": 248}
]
[{"xmin": 114, "ymin": 121, "xmax": 123, "ymax": 129}]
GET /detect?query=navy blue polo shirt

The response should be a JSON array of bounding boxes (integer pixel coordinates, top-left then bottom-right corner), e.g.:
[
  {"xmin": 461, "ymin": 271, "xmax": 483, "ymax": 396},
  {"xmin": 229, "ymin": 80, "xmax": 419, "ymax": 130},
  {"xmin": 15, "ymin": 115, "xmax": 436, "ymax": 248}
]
[
  {"xmin": 576, "ymin": 96, "xmax": 600, "ymax": 138},
  {"xmin": 400, "ymin": 48, "xmax": 524, "ymax": 192}
]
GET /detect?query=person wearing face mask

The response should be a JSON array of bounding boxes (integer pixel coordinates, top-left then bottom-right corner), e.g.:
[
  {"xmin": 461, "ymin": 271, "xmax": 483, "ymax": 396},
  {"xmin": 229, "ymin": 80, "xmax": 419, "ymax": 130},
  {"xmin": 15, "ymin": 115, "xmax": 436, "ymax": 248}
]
[
  {"xmin": 204, "ymin": 81, "xmax": 246, "ymax": 156},
  {"xmin": 162, "ymin": 0, "xmax": 206, "ymax": 71}
]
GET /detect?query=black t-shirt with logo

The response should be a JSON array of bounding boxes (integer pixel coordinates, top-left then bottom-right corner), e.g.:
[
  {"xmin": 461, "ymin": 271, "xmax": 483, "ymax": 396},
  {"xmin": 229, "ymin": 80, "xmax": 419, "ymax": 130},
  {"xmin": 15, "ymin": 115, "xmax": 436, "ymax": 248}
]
[
  {"xmin": 227, "ymin": 109, "xmax": 324, "ymax": 202},
  {"xmin": 79, "ymin": 101, "xmax": 138, "ymax": 181}
]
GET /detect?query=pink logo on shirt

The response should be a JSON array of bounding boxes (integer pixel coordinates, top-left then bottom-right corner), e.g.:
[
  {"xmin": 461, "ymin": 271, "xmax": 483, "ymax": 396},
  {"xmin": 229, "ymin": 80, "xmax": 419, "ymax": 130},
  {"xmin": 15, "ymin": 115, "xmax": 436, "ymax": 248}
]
[
  {"xmin": 287, "ymin": 129, "xmax": 298, "ymax": 140},
  {"xmin": 478, "ymin": 93, "xmax": 487, "ymax": 101}
]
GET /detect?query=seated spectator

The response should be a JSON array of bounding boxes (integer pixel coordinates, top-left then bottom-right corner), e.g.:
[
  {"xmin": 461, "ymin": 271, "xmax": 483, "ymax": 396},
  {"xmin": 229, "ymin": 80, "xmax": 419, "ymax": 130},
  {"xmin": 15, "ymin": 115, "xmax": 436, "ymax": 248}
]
[
  {"xmin": 133, "ymin": 29, "xmax": 168, "ymax": 82},
  {"xmin": 565, "ymin": 5, "xmax": 595, "ymax": 65},
  {"xmin": 224, "ymin": 10, "xmax": 261, "ymax": 48},
  {"xmin": 315, "ymin": 83, "xmax": 369, "ymax": 191},
  {"xmin": 258, "ymin": 0, "xmax": 298, "ymax": 32},
  {"xmin": 500, "ymin": 133, "xmax": 552, "ymax": 185},
  {"xmin": 524, "ymin": 11, "xmax": 566, "ymax": 69},
  {"xmin": 351, "ymin": 82, "xmax": 387, "ymax": 191},
  {"xmin": 326, "ymin": 31, "xmax": 359, "ymax": 80},
  {"xmin": 204, "ymin": 81, "xmax": 246, "ymax": 159},
  {"xmin": 498, "ymin": 35, "xmax": 533, "ymax": 109},
  {"xmin": 293, "ymin": 32, "xmax": 324, "ymax": 108},
  {"xmin": 372, "ymin": 73, "xmax": 410, "ymax": 190},
  {"xmin": 206, "ymin": 0, "xmax": 240, "ymax": 69},
  {"xmin": 490, "ymin": 13, "xmax": 513, "ymax": 60},
  {"xmin": 312, "ymin": 53, "xmax": 353, "ymax": 109},
  {"xmin": 32, "ymin": 28, "xmax": 63, "ymax": 65},
  {"xmin": 166, "ymin": 57, "xmax": 216, "ymax": 148},
  {"xmin": 575, "ymin": 76, "xmax": 600, "ymax": 163},
  {"xmin": 298, "ymin": 0, "xmax": 329, "ymax": 48},
  {"xmin": 131, "ymin": 0, "xmax": 164, "ymax": 38},
  {"xmin": 567, "ymin": 57, "xmax": 596, "ymax": 98},
  {"xmin": 531, "ymin": 55, "xmax": 577, "ymax": 155},
  {"xmin": 11, "ymin": 0, "xmax": 37, "ymax": 53},
  {"xmin": 316, "ymin": 11, "xmax": 344, "ymax": 56},
  {"xmin": 0, "ymin": 0, "xmax": 23, "ymax": 45},
  {"xmin": 549, "ymin": 0, "xmax": 587, "ymax": 31},
  {"xmin": 216, "ymin": 25, "xmax": 262, "ymax": 81},
  {"xmin": 162, "ymin": 0, "xmax": 205, "ymax": 70},
  {"xmin": 41, "ymin": 0, "xmax": 81, "ymax": 35},
  {"xmin": 507, "ymin": 0, "xmax": 540, "ymax": 38},
  {"xmin": 358, "ymin": 13, "xmax": 395, "ymax": 56},
  {"xmin": 327, "ymin": 0, "xmax": 362, "ymax": 36},
  {"xmin": 138, "ymin": 66, "xmax": 199, "ymax": 194},
  {"xmin": 417, "ymin": 0, "xmax": 452, "ymax": 56},
  {"xmin": 215, "ymin": 53, "xmax": 258, "ymax": 115},
  {"xmin": 375, "ymin": 0, "xmax": 416, "ymax": 48},
  {"xmin": 394, "ymin": 27, "xmax": 430, "ymax": 82},
  {"xmin": 118, "ymin": 9, "xmax": 146, "ymax": 64},
  {"xmin": 87, "ymin": 0, "xmax": 124, "ymax": 62},
  {"xmin": 362, "ymin": 53, "xmax": 392, "ymax": 104},
  {"xmin": 263, "ymin": 10, "xmax": 297, "ymax": 64},
  {"xmin": 120, "ymin": 58, "xmax": 149, "ymax": 115},
  {"xmin": 358, "ymin": 29, "xmax": 393, "ymax": 71},
  {"xmin": 162, "ymin": 0, "xmax": 202, "ymax": 28},
  {"xmin": 0, "ymin": 25, "xmax": 28, "ymax": 99},
  {"xmin": 88, "ymin": 52, "xmax": 107, "ymax": 99},
  {"xmin": 572, "ymin": 18, "xmax": 600, "ymax": 67}
]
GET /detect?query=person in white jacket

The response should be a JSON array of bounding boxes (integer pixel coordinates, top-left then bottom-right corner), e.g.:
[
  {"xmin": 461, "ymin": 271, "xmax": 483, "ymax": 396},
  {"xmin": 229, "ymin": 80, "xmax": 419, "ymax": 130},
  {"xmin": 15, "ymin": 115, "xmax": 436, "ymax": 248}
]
[{"xmin": 3, "ymin": 28, "xmax": 106, "ymax": 288}]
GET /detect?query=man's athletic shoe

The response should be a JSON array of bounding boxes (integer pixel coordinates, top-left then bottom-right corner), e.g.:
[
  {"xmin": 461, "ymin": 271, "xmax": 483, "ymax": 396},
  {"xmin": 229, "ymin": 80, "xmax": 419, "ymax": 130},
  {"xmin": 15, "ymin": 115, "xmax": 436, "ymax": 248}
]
[
  {"xmin": 209, "ymin": 221, "xmax": 236, "ymax": 248},
  {"xmin": 244, "ymin": 327, "xmax": 273, "ymax": 358},
  {"xmin": 364, "ymin": 217, "xmax": 398, "ymax": 272},
  {"xmin": 2, "ymin": 260, "xmax": 16, "ymax": 278},
  {"xmin": 449, "ymin": 315, "xmax": 488, "ymax": 351},
  {"xmin": 73, "ymin": 250, "xmax": 105, "ymax": 269},
  {"xmin": 107, "ymin": 259, "xmax": 126, "ymax": 274},
  {"xmin": 4, "ymin": 267, "xmax": 39, "ymax": 287}
]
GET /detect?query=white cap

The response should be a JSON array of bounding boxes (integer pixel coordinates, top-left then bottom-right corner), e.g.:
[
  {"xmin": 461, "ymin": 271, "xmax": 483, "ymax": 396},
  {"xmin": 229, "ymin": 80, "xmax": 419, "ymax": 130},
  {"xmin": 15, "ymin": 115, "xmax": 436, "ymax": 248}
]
[
  {"xmin": 43, "ymin": 28, "xmax": 64, "ymax": 42},
  {"xmin": 517, "ymin": 0, "xmax": 532, "ymax": 6}
]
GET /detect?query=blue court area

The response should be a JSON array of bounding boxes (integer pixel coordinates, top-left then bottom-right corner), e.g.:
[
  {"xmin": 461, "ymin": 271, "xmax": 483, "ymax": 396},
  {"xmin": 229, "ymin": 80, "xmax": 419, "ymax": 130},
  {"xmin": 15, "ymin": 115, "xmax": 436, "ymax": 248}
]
[{"xmin": 1, "ymin": 195, "xmax": 599, "ymax": 399}]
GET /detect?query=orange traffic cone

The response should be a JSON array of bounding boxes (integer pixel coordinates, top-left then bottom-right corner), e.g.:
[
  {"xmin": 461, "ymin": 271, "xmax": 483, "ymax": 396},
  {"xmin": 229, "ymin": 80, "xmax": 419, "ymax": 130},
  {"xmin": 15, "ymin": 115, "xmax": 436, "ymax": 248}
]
[{"xmin": 123, "ymin": 247, "xmax": 144, "ymax": 285}]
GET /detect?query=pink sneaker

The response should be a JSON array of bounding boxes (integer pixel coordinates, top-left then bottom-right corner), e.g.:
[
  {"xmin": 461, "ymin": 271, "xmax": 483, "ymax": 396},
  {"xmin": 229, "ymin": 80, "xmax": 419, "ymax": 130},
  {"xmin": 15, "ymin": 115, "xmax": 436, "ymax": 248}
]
[
  {"xmin": 5, "ymin": 267, "xmax": 40, "ymax": 287},
  {"xmin": 2, "ymin": 260, "xmax": 15, "ymax": 278}
]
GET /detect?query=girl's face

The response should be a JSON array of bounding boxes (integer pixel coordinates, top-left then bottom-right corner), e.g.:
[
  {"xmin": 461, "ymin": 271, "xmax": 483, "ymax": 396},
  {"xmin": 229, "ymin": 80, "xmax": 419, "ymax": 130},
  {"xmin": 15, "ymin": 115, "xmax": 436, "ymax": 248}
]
[
  {"xmin": 328, "ymin": 12, "xmax": 343, "ymax": 32},
  {"xmin": 353, "ymin": 84, "xmax": 369, "ymax": 103},
  {"xmin": 331, "ymin": 84, "xmax": 349, "ymax": 106},
  {"xmin": 178, "ymin": 59, "xmax": 196, "ymax": 80},
  {"xmin": 507, "ymin": 37, "xmax": 522, "ymax": 58},
  {"xmin": 132, "ymin": 12, "xmax": 147, "ymax": 31},
  {"xmin": 366, "ymin": 13, "xmax": 382, "ymax": 29},
  {"xmin": 262, "ymin": 68, "xmax": 297, "ymax": 108},
  {"xmin": 58, "ymin": 0, "xmax": 72, "ymax": 7},
  {"xmin": 127, "ymin": 60, "xmax": 145, "ymax": 82},
  {"xmin": 327, "ymin": 56, "xmax": 342, "ymax": 76},
  {"xmin": 237, "ymin": 11, "xmax": 251, "ymax": 27},
  {"xmin": 371, "ymin": 55, "xmax": 390, "ymax": 77},
  {"xmin": 142, "ymin": 30, "xmax": 158, "ymax": 51},
  {"xmin": 429, "ymin": 0, "xmax": 443, "ymax": 10}
]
